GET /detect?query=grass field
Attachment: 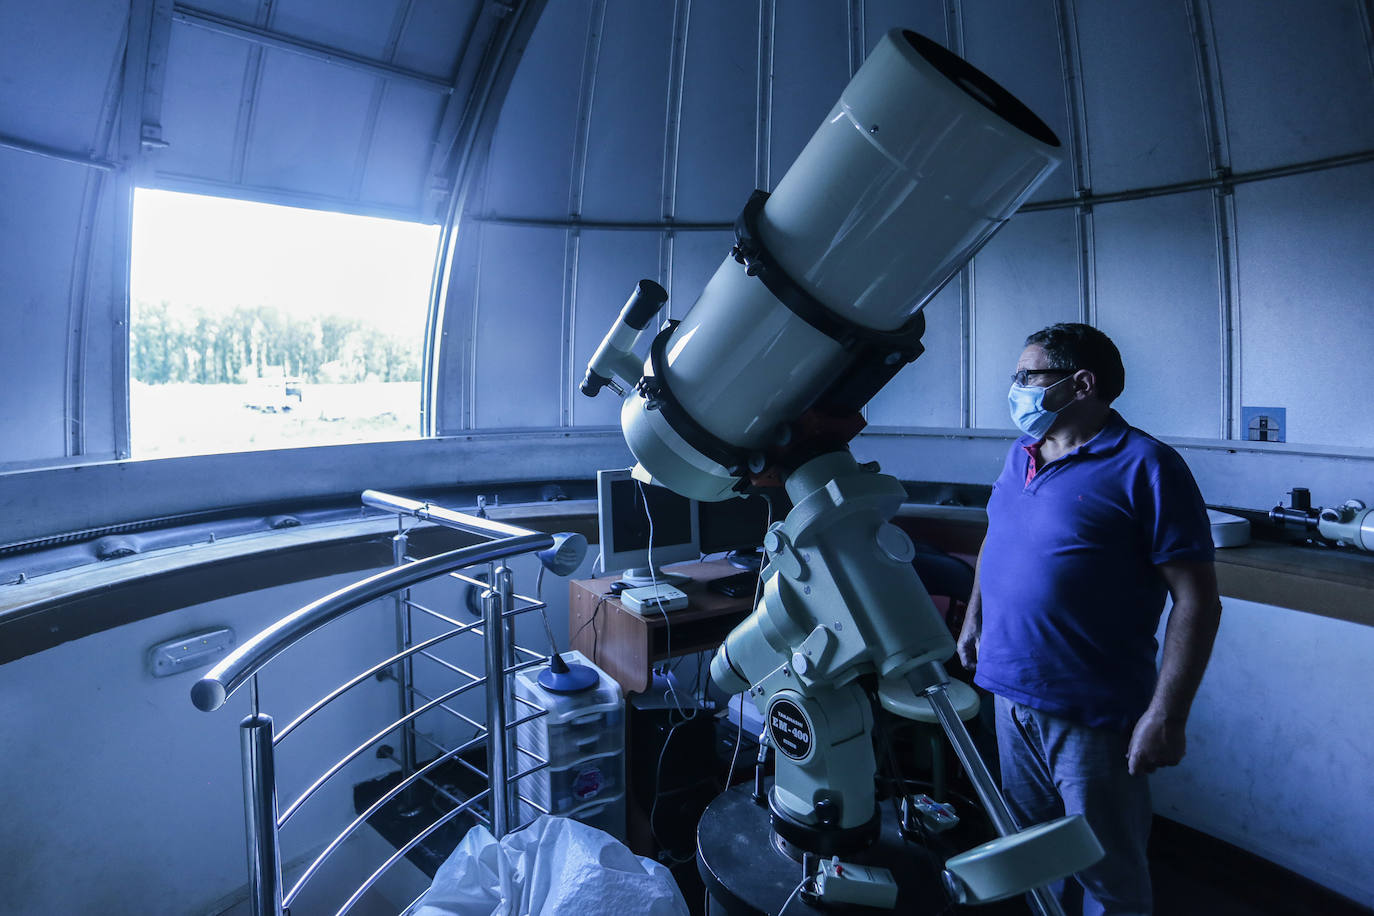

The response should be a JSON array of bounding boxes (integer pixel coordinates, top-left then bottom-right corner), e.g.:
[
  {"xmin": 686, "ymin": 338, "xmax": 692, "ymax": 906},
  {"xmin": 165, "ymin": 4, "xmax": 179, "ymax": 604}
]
[{"xmin": 130, "ymin": 381, "xmax": 421, "ymax": 458}]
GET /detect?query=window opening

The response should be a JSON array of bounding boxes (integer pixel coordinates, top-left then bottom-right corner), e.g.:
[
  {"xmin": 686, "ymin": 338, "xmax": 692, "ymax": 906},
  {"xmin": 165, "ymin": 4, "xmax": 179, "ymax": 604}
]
[{"xmin": 129, "ymin": 189, "xmax": 439, "ymax": 458}]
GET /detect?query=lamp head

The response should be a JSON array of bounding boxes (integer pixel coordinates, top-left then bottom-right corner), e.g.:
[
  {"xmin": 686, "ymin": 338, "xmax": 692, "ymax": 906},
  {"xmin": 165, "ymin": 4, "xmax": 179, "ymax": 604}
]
[{"xmin": 537, "ymin": 532, "xmax": 588, "ymax": 577}]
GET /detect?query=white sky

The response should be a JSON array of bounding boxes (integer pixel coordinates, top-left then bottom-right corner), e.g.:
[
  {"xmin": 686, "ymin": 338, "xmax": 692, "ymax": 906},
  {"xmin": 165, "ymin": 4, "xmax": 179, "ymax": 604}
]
[{"xmin": 131, "ymin": 188, "xmax": 440, "ymax": 330}]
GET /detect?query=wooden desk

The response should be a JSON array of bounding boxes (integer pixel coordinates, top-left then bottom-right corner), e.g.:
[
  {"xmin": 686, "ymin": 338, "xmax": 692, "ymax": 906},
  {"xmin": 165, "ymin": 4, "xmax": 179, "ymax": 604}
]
[
  {"xmin": 568, "ymin": 560, "xmax": 754, "ymax": 695},
  {"xmin": 892, "ymin": 505, "xmax": 1374, "ymax": 628}
]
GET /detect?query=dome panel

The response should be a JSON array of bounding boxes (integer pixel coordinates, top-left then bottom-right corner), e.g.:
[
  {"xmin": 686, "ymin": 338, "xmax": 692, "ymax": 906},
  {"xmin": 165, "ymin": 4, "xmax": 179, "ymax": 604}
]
[
  {"xmin": 961, "ymin": 0, "xmax": 1075, "ymax": 204},
  {"xmin": 863, "ymin": 0, "xmax": 949, "ymax": 55},
  {"xmin": 0, "ymin": 0, "xmax": 124, "ymax": 154},
  {"xmin": 1211, "ymin": 0, "xmax": 1374, "ymax": 172},
  {"xmin": 269, "ymin": 0, "xmax": 409, "ymax": 64},
  {"xmin": 768, "ymin": 0, "xmax": 851, "ymax": 188},
  {"xmin": 1236, "ymin": 163, "xmax": 1374, "ymax": 449},
  {"xmin": 156, "ymin": 23, "xmax": 254, "ymax": 183},
  {"xmin": 673, "ymin": 4, "xmax": 758, "ymax": 221},
  {"xmin": 395, "ymin": 0, "xmax": 481, "ymax": 79},
  {"xmin": 970, "ymin": 207, "xmax": 1081, "ymax": 427},
  {"xmin": 471, "ymin": 224, "xmax": 565, "ymax": 428},
  {"xmin": 359, "ymin": 82, "xmax": 446, "ymax": 214},
  {"xmin": 1094, "ymin": 192, "xmax": 1221, "ymax": 439},
  {"xmin": 184, "ymin": 0, "xmax": 264, "ymax": 22},
  {"xmin": 579, "ymin": 0, "xmax": 675, "ymax": 222},
  {"xmin": 865, "ymin": 281, "xmax": 963, "ymax": 429},
  {"xmin": 0, "ymin": 151, "xmax": 88, "ymax": 465},
  {"xmin": 1076, "ymin": 0, "xmax": 1212, "ymax": 193},
  {"xmin": 241, "ymin": 50, "xmax": 377, "ymax": 199},
  {"xmin": 480, "ymin": 1, "xmax": 592, "ymax": 219}
]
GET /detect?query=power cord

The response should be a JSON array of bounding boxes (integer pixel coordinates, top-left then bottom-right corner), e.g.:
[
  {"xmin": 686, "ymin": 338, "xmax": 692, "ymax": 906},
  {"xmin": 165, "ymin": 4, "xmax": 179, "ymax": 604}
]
[
  {"xmin": 646, "ymin": 713, "xmax": 698, "ymax": 866},
  {"xmin": 724, "ymin": 692, "xmax": 747, "ymax": 790},
  {"xmin": 569, "ymin": 594, "xmax": 611, "ymax": 662},
  {"xmin": 778, "ymin": 874, "xmax": 817, "ymax": 915},
  {"xmin": 638, "ymin": 479, "xmax": 692, "ymax": 722},
  {"xmin": 877, "ymin": 711, "xmax": 956, "ymax": 915}
]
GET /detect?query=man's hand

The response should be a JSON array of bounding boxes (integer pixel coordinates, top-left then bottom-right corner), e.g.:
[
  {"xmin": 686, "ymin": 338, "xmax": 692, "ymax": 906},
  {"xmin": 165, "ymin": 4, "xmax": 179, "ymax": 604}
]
[
  {"xmin": 1127, "ymin": 708, "xmax": 1186, "ymax": 776},
  {"xmin": 956, "ymin": 614, "xmax": 980, "ymax": 671},
  {"xmin": 957, "ymin": 542, "xmax": 987, "ymax": 672},
  {"xmin": 1128, "ymin": 560, "xmax": 1221, "ymax": 777}
]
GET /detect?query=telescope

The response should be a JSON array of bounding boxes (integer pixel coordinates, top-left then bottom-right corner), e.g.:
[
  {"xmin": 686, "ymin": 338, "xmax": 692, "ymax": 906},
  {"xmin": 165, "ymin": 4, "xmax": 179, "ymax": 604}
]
[{"xmin": 584, "ymin": 29, "xmax": 1102, "ymax": 914}]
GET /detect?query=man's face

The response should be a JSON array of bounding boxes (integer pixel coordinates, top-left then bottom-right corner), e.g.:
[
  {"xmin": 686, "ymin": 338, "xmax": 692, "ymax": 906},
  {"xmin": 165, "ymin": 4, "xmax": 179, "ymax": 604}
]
[{"xmin": 1014, "ymin": 344, "xmax": 1078, "ymax": 412}]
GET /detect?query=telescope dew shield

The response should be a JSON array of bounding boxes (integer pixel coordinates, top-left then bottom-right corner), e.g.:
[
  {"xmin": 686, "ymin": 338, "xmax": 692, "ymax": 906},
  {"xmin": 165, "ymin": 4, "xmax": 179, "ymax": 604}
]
[{"xmin": 622, "ymin": 29, "xmax": 1063, "ymax": 501}]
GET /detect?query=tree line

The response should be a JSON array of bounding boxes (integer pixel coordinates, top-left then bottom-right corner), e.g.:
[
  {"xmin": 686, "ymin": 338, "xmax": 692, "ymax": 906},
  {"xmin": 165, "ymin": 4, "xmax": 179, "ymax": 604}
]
[{"xmin": 131, "ymin": 300, "xmax": 421, "ymax": 385}]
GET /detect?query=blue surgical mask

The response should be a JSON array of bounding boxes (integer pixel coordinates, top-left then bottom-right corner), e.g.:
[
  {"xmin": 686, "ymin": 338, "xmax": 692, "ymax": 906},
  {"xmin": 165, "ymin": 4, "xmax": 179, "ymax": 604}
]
[{"xmin": 1008, "ymin": 375, "xmax": 1073, "ymax": 439}]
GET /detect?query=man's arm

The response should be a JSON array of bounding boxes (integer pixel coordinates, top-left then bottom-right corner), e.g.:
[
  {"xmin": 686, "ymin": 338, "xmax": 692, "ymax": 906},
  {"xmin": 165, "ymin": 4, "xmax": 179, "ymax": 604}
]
[
  {"xmin": 956, "ymin": 539, "xmax": 987, "ymax": 671},
  {"xmin": 1127, "ymin": 560, "xmax": 1222, "ymax": 776}
]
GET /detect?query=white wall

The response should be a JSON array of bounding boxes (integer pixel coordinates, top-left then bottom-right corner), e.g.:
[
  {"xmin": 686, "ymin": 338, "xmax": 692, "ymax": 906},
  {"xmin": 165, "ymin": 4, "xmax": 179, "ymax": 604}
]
[{"xmin": 1152, "ymin": 597, "xmax": 1374, "ymax": 908}]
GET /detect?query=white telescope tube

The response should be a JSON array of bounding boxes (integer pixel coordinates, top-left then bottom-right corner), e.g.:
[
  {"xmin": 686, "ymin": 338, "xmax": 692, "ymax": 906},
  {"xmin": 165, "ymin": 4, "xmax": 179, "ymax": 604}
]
[{"xmin": 622, "ymin": 29, "xmax": 1062, "ymax": 500}]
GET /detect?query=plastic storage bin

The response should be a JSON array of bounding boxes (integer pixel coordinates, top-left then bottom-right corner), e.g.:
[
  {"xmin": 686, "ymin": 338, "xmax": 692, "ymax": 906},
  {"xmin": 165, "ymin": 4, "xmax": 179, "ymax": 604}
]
[
  {"xmin": 531, "ymin": 750, "xmax": 622, "ymax": 813},
  {"xmin": 513, "ymin": 650, "xmax": 623, "ymax": 767},
  {"xmin": 513, "ymin": 651, "xmax": 626, "ymax": 838}
]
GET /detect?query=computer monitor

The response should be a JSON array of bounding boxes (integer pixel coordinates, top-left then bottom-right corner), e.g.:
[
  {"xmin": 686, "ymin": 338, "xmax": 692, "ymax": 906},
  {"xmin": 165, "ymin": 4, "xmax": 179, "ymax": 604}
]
[
  {"xmin": 596, "ymin": 469, "xmax": 699, "ymax": 586},
  {"xmin": 697, "ymin": 494, "xmax": 773, "ymax": 570}
]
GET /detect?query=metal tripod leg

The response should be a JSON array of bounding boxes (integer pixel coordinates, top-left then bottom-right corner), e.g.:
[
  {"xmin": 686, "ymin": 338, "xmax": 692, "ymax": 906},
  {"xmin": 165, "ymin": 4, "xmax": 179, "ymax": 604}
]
[{"xmin": 908, "ymin": 662, "xmax": 1067, "ymax": 916}]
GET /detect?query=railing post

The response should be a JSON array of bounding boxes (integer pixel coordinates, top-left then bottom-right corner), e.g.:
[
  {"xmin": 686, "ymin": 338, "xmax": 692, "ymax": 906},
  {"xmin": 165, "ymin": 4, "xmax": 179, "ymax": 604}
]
[
  {"xmin": 495, "ymin": 565, "xmax": 519, "ymax": 831},
  {"xmin": 391, "ymin": 525, "xmax": 420, "ymax": 815},
  {"xmin": 240, "ymin": 710, "xmax": 283, "ymax": 916},
  {"xmin": 482, "ymin": 582, "xmax": 510, "ymax": 839}
]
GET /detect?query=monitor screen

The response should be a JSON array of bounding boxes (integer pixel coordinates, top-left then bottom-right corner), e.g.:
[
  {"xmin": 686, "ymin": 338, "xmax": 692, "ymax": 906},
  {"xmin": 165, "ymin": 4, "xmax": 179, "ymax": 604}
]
[
  {"xmin": 596, "ymin": 469, "xmax": 699, "ymax": 576},
  {"xmin": 697, "ymin": 494, "xmax": 772, "ymax": 555}
]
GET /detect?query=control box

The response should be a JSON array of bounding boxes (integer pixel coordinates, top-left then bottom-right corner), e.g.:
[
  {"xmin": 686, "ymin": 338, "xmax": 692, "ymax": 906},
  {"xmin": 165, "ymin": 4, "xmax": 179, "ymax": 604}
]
[
  {"xmin": 816, "ymin": 857, "xmax": 899, "ymax": 908},
  {"xmin": 622, "ymin": 583, "xmax": 689, "ymax": 614}
]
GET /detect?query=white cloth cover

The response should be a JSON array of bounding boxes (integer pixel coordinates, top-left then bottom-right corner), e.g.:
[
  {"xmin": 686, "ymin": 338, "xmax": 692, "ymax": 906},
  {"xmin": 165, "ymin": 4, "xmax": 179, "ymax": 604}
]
[{"xmin": 410, "ymin": 815, "xmax": 689, "ymax": 916}]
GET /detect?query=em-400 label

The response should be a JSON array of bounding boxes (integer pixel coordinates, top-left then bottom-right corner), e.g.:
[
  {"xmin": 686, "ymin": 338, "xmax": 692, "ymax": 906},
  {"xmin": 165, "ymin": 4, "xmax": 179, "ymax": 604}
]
[{"xmin": 768, "ymin": 697, "xmax": 814, "ymax": 761}]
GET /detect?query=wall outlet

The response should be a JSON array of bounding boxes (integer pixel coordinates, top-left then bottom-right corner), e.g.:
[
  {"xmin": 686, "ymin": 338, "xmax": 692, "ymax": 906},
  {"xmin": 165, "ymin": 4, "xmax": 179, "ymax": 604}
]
[{"xmin": 1241, "ymin": 406, "xmax": 1286, "ymax": 443}]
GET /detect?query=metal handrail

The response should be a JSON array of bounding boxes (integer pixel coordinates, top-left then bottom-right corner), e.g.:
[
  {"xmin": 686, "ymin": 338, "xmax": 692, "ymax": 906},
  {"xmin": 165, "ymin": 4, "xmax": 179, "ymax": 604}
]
[
  {"xmin": 334, "ymin": 789, "xmax": 493, "ymax": 916},
  {"xmin": 278, "ymin": 674, "xmax": 494, "ymax": 828},
  {"xmin": 282, "ymin": 730, "xmax": 491, "ymax": 907},
  {"xmin": 272, "ymin": 620, "xmax": 482, "ymax": 745},
  {"xmin": 191, "ymin": 532, "xmax": 551, "ymax": 712},
  {"xmin": 361, "ymin": 489, "xmax": 537, "ymax": 539},
  {"xmin": 196, "ymin": 493, "xmax": 583, "ymax": 916}
]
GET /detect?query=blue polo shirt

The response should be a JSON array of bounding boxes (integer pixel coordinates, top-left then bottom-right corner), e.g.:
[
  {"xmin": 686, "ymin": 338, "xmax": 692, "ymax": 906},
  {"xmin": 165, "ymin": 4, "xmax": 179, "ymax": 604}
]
[{"xmin": 974, "ymin": 411, "xmax": 1214, "ymax": 730}]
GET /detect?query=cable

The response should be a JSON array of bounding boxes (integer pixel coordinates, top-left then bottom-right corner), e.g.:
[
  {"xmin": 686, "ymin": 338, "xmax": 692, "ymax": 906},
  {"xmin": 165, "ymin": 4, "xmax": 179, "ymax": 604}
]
[
  {"xmin": 749, "ymin": 496, "xmax": 774, "ymax": 611},
  {"xmin": 569, "ymin": 594, "xmax": 611, "ymax": 663},
  {"xmin": 877, "ymin": 711, "xmax": 956, "ymax": 916},
  {"xmin": 532, "ymin": 564, "xmax": 564, "ymax": 656},
  {"xmin": 638, "ymin": 479, "xmax": 694, "ymax": 721},
  {"xmin": 724, "ymin": 691, "xmax": 746, "ymax": 790},
  {"xmin": 646, "ymin": 715, "xmax": 697, "ymax": 866},
  {"xmin": 712, "ymin": 496, "xmax": 775, "ymax": 794},
  {"xmin": 777, "ymin": 875, "xmax": 816, "ymax": 915}
]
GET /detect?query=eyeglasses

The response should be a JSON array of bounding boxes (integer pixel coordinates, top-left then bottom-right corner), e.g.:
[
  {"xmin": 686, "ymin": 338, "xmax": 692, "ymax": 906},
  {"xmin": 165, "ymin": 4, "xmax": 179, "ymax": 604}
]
[{"xmin": 1011, "ymin": 368, "xmax": 1076, "ymax": 387}]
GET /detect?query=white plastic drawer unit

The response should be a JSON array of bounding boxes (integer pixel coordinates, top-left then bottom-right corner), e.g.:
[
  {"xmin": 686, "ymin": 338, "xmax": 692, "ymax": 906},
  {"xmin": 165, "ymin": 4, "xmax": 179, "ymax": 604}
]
[
  {"xmin": 531, "ymin": 750, "xmax": 624, "ymax": 813},
  {"xmin": 514, "ymin": 650, "xmax": 626, "ymax": 817}
]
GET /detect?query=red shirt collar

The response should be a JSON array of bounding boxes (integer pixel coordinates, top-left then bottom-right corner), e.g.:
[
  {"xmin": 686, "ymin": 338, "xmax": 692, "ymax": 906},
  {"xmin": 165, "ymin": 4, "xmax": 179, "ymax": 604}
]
[{"xmin": 1022, "ymin": 440, "xmax": 1044, "ymax": 484}]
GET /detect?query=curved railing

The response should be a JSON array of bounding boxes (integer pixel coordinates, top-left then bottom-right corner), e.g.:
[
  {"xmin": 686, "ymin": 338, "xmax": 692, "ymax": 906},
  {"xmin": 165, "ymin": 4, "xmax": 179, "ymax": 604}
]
[
  {"xmin": 192, "ymin": 533, "xmax": 551, "ymax": 712},
  {"xmin": 194, "ymin": 491, "xmax": 582, "ymax": 916}
]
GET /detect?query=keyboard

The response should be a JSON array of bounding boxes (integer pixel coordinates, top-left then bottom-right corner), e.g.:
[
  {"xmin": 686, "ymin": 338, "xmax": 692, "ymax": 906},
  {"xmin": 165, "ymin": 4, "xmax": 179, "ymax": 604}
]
[{"xmin": 707, "ymin": 570, "xmax": 759, "ymax": 598}]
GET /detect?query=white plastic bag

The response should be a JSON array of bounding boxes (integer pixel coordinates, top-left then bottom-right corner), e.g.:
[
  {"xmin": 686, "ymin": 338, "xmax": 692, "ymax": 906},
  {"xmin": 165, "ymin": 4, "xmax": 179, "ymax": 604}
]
[{"xmin": 411, "ymin": 815, "xmax": 690, "ymax": 916}]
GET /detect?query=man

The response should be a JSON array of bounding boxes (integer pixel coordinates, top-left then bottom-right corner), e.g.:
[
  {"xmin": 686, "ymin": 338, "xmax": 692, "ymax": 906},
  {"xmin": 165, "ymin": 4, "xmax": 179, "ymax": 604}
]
[{"xmin": 957, "ymin": 323, "xmax": 1222, "ymax": 916}]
